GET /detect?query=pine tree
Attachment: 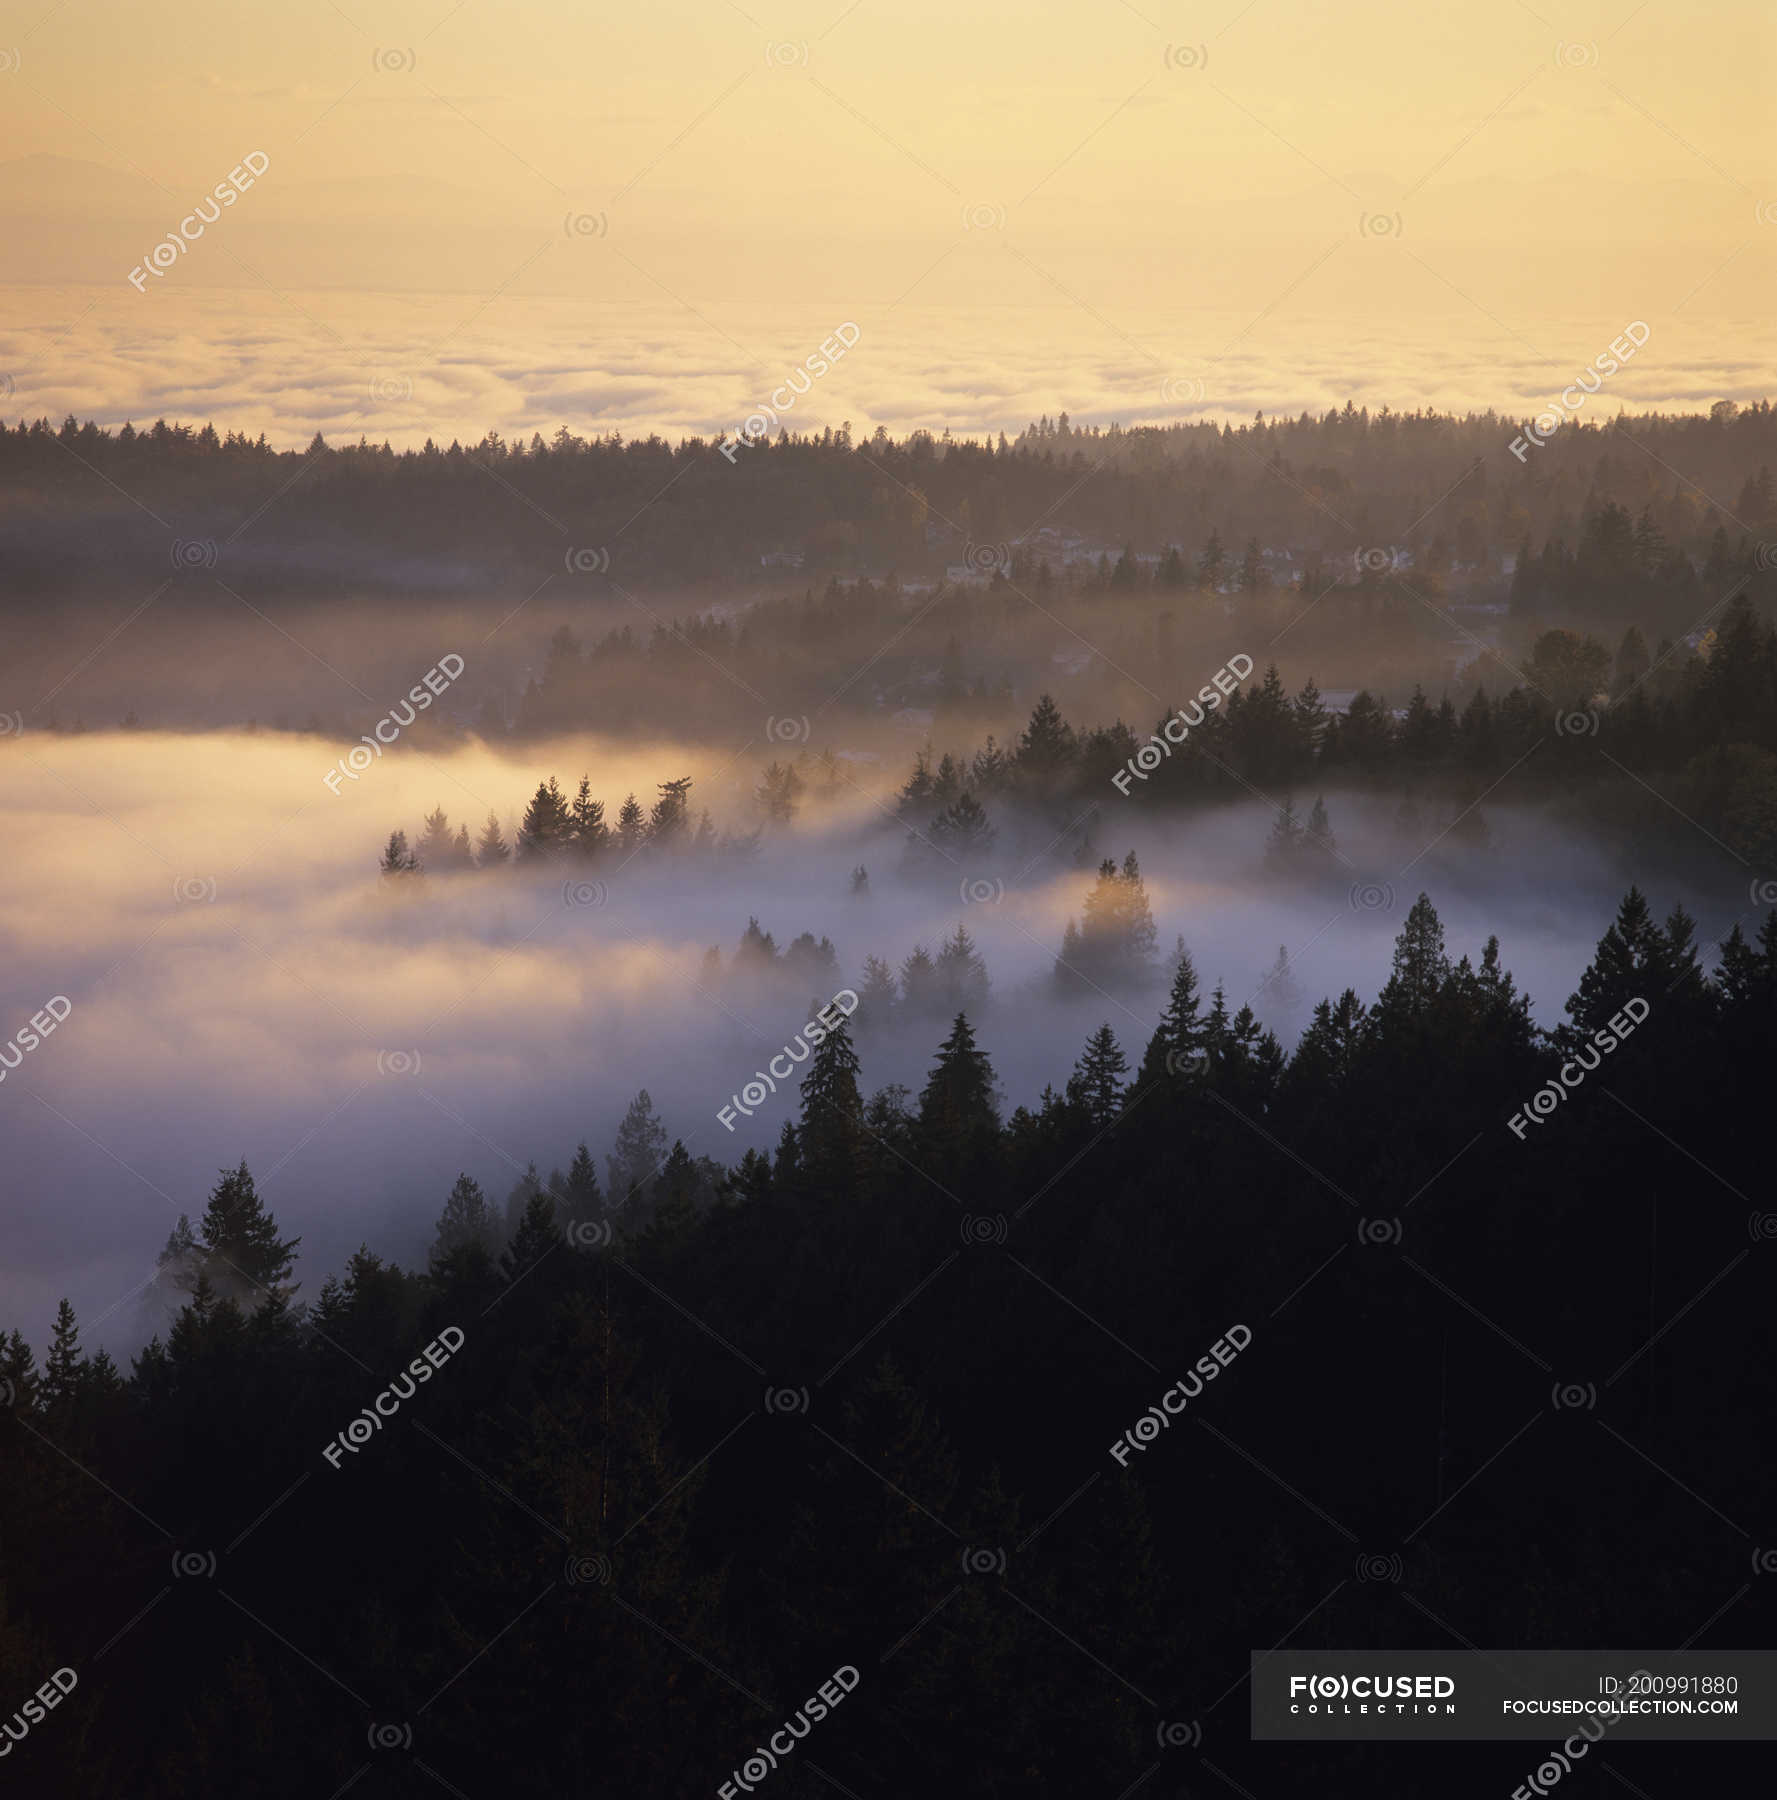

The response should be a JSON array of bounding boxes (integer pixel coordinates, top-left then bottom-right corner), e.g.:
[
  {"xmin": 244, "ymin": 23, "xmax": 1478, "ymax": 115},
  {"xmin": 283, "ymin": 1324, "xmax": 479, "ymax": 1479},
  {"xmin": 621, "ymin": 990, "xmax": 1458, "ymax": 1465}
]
[
  {"xmin": 518, "ymin": 777, "xmax": 572, "ymax": 858},
  {"xmin": 1138, "ymin": 939, "xmax": 1207, "ymax": 1086},
  {"xmin": 418, "ymin": 807, "xmax": 465, "ymax": 870},
  {"xmin": 934, "ymin": 923, "xmax": 991, "ymax": 1014},
  {"xmin": 569, "ymin": 777, "xmax": 608, "ymax": 859},
  {"xmin": 1014, "ymin": 694, "xmax": 1076, "ymax": 777},
  {"xmin": 607, "ymin": 1091, "xmax": 669, "ymax": 1207},
  {"xmin": 1375, "ymin": 894, "xmax": 1451, "ymax": 1024},
  {"xmin": 917, "ymin": 1014, "xmax": 1000, "ymax": 1168},
  {"xmin": 929, "ymin": 791, "xmax": 996, "ymax": 857},
  {"xmin": 615, "ymin": 793, "xmax": 647, "ymax": 857},
  {"xmin": 1260, "ymin": 945, "xmax": 1302, "ymax": 1010},
  {"xmin": 41, "ymin": 1299, "xmax": 82, "ymax": 1413},
  {"xmin": 1067, "ymin": 1024, "xmax": 1128, "ymax": 1127},
  {"xmin": 1264, "ymin": 799, "xmax": 1304, "ymax": 870},
  {"xmin": 857, "ymin": 954, "xmax": 899, "ymax": 1027},
  {"xmin": 198, "ymin": 1162, "xmax": 300, "ymax": 1302},
  {"xmin": 649, "ymin": 777, "xmax": 693, "ymax": 848},
  {"xmin": 429, "ymin": 1174, "xmax": 501, "ymax": 1269},
  {"xmin": 379, "ymin": 829, "xmax": 420, "ymax": 877},
  {"xmin": 561, "ymin": 1143, "xmax": 602, "ymax": 1223},
  {"xmin": 500, "ymin": 1190, "xmax": 561, "ymax": 1285},
  {"xmin": 1306, "ymin": 796, "xmax": 1336, "ymax": 858},
  {"xmin": 475, "ymin": 812, "xmax": 510, "ymax": 866},
  {"xmin": 799, "ymin": 1011, "xmax": 866, "ymax": 1194}
]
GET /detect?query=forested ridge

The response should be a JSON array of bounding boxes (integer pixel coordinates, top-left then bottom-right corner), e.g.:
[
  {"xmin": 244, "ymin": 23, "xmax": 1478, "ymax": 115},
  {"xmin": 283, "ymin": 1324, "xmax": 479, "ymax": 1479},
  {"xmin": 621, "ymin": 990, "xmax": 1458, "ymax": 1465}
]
[{"xmin": 4, "ymin": 888, "xmax": 1773, "ymax": 1796}]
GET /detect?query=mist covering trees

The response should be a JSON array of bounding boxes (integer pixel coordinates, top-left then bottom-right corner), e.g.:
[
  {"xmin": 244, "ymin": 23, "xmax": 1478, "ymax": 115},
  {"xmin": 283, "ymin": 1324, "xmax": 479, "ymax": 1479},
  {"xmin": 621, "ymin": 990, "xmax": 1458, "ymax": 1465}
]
[{"xmin": 5, "ymin": 888, "xmax": 1772, "ymax": 1793}]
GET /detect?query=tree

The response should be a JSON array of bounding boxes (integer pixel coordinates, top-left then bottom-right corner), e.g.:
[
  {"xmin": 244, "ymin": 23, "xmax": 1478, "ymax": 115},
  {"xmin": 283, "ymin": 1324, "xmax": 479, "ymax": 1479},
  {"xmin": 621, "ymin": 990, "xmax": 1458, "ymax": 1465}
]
[
  {"xmin": 419, "ymin": 807, "xmax": 470, "ymax": 871},
  {"xmin": 1264, "ymin": 799, "xmax": 1304, "ymax": 870},
  {"xmin": 518, "ymin": 777, "xmax": 572, "ymax": 858},
  {"xmin": 856, "ymin": 954, "xmax": 899, "ymax": 1027},
  {"xmin": 1374, "ymin": 894, "xmax": 1451, "ymax": 1027},
  {"xmin": 756, "ymin": 762, "xmax": 804, "ymax": 825},
  {"xmin": 560, "ymin": 1144, "xmax": 602, "ymax": 1223},
  {"xmin": 1061, "ymin": 853, "xmax": 1157, "ymax": 989},
  {"xmin": 501, "ymin": 1190, "xmax": 561, "ymax": 1285},
  {"xmin": 917, "ymin": 1014, "xmax": 1000, "ymax": 1169},
  {"xmin": 929, "ymin": 791, "xmax": 996, "ymax": 858},
  {"xmin": 198, "ymin": 1161, "xmax": 300, "ymax": 1303},
  {"xmin": 379, "ymin": 829, "xmax": 420, "ymax": 878},
  {"xmin": 1197, "ymin": 528, "xmax": 1226, "ymax": 590},
  {"xmin": 799, "ymin": 1010, "xmax": 866, "ymax": 1194},
  {"xmin": 429, "ymin": 1173, "xmax": 501, "ymax": 1269},
  {"xmin": 615, "ymin": 793, "xmax": 647, "ymax": 857},
  {"xmin": 899, "ymin": 944, "xmax": 942, "ymax": 1018},
  {"xmin": 476, "ymin": 812, "xmax": 511, "ymax": 866},
  {"xmin": 1067, "ymin": 1024, "xmax": 1127, "ymax": 1127},
  {"xmin": 608, "ymin": 1090, "xmax": 669, "ymax": 1207},
  {"xmin": 1137, "ymin": 939, "xmax": 1207, "ymax": 1088},
  {"xmin": 649, "ymin": 776, "xmax": 694, "ymax": 848},
  {"xmin": 41, "ymin": 1299, "xmax": 82, "ymax": 1413},
  {"xmin": 570, "ymin": 777, "xmax": 609, "ymax": 859},
  {"xmin": 1306, "ymin": 796, "xmax": 1336, "ymax": 858},
  {"xmin": 935, "ymin": 924, "xmax": 991, "ymax": 1014},
  {"xmin": 1259, "ymin": 945, "xmax": 1302, "ymax": 1011},
  {"xmin": 1015, "ymin": 694, "xmax": 1076, "ymax": 778}
]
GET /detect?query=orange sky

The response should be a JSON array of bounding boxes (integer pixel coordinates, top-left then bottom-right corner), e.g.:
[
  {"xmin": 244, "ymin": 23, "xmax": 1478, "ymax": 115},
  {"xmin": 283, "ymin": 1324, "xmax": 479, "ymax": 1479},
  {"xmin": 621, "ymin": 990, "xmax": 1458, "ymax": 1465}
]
[{"xmin": 0, "ymin": 0, "xmax": 1771, "ymax": 434}]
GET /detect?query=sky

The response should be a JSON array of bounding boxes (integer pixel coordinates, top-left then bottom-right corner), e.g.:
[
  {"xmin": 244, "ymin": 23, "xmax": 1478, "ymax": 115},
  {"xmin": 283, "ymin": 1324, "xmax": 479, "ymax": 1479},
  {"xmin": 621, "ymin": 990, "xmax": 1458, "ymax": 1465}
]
[{"xmin": 0, "ymin": 0, "xmax": 1772, "ymax": 441}]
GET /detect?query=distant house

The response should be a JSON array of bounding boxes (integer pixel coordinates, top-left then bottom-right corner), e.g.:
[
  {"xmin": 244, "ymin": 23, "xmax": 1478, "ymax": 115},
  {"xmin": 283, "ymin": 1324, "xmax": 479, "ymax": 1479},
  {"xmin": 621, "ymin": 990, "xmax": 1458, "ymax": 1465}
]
[{"xmin": 760, "ymin": 549, "xmax": 803, "ymax": 569}]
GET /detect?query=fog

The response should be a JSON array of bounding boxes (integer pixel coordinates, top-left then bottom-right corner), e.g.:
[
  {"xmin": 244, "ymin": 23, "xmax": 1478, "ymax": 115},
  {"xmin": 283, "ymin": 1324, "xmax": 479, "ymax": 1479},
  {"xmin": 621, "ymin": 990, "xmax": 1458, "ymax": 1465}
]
[{"xmin": 1, "ymin": 723, "xmax": 1742, "ymax": 1354}]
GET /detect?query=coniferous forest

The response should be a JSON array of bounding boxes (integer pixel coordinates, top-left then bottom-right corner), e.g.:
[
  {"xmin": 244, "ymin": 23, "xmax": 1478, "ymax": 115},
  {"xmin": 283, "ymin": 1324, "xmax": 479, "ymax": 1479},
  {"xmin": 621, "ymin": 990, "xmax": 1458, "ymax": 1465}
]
[
  {"xmin": 6, "ymin": 11, "xmax": 1777, "ymax": 1782},
  {"xmin": 3, "ymin": 877, "xmax": 1775, "ymax": 1794}
]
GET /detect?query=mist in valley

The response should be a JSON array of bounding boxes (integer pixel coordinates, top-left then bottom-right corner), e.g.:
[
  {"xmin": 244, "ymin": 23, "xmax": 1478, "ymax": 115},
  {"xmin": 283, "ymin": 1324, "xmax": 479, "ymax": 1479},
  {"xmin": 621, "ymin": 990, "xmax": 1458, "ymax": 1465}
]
[{"xmin": 0, "ymin": 720, "xmax": 1738, "ymax": 1354}]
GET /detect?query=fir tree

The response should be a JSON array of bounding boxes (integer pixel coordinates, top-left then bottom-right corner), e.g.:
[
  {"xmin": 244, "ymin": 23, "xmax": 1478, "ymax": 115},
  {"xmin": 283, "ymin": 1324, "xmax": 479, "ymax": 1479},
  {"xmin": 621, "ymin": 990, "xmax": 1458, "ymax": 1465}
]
[
  {"xmin": 198, "ymin": 1161, "xmax": 300, "ymax": 1302},
  {"xmin": 1067, "ymin": 1024, "xmax": 1128, "ymax": 1127},
  {"xmin": 379, "ymin": 829, "xmax": 420, "ymax": 877},
  {"xmin": 518, "ymin": 777, "xmax": 572, "ymax": 858},
  {"xmin": 798, "ymin": 1011, "xmax": 866, "ymax": 1194},
  {"xmin": 476, "ymin": 812, "xmax": 511, "ymax": 866}
]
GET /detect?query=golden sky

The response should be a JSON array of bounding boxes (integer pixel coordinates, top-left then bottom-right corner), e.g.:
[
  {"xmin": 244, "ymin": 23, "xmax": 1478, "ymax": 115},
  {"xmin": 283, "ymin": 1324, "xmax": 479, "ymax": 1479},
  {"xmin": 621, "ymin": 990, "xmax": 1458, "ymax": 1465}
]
[{"xmin": 1, "ymin": 0, "xmax": 1772, "ymax": 433}]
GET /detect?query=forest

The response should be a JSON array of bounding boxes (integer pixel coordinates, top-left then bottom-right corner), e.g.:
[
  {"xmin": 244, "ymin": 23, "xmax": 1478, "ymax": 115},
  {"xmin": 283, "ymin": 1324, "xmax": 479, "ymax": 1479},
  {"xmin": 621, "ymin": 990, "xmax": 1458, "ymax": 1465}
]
[{"xmin": 3, "ymin": 886, "xmax": 1773, "ymax": 1795}]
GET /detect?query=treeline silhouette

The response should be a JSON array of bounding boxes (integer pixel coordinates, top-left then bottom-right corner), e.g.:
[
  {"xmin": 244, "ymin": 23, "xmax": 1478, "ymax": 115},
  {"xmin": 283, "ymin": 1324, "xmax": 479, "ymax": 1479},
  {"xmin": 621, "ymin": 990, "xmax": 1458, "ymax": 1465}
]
[
  {"xmin": 4, "ymin": 889, "xmax": 1774, "ymax": 1795},
  {"xmin": 8, "ymin": 403, "xmax": 1777, "ymax": 593}
]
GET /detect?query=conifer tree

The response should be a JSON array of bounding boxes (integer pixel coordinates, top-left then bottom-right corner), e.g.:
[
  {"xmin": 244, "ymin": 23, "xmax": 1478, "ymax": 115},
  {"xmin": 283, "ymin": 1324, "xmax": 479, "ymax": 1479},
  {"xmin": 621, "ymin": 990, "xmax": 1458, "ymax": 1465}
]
[
  {"xmin": 518, "ymin": 777, "xmax": 572, "ymax": 858},
  {"xmin": 379, "ymin": 829, "xmax": 420, "ymax": 877},
  {"xmin": 799, "ymin": 1011, "xmax": 866, "ymax": 1194},
  {"xmin": 1068, "ymin": 1024, "xmax": 1128, "ymax": 1127},
  {"xmin": 429, "ymin": 1173, "xmax": 501, "ymax": 1269},
  {"xmin": 41, "ymin": 1299, "xmax": 82, "ymax": 1413},
  {"xmin": 476, "ymin": 812, "xmax": 510, "ymax": 866},
  {"xmin": 569, "ymin": 777, "xmax": 608, "ymax": 859},
  {"xmin": 198, "ymin": 1161, "xmax": 300, "ymax": 1302}
]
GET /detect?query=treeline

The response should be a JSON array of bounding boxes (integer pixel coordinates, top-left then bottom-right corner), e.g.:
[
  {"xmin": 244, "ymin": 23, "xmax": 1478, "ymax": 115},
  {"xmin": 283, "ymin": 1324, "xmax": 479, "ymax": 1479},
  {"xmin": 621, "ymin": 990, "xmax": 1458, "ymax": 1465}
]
[
  {"xmin": 893, "ymin": 600, "xmax": 1777, "ymax": 868},
  {"xmin": 8, "ymin": 402, "xmax": 1776, "ymax": 590},
  {"xmin": 4, "ymin": 889, "xmax": 1774, "ymax": 1794}
]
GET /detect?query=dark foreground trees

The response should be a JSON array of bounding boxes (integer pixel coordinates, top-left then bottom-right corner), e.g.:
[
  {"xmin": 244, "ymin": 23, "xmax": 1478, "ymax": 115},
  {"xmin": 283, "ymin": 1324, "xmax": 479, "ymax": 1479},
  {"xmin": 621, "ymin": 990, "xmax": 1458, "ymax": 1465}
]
[{"xmin": 3, "ymin": 892, "xmax": 1774, "ymax": 1797}]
